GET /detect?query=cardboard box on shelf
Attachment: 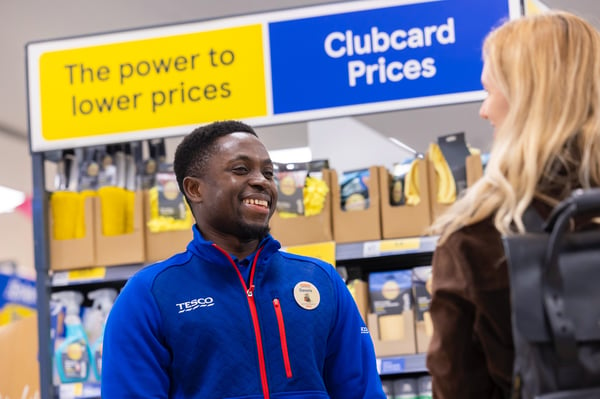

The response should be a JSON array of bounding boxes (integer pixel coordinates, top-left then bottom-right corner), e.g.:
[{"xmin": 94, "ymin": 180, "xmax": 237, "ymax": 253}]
[
  {"xmin": 94, "ymin": 190, "xmax": 145, "ymax": 266},
  {"xmin": 412, "ymin": 266, "xmax": 433, "ymax": 353},
  {"xmin": 143, "ymin": 190, "xmax": 193, "ymax": 263},
  {"xmin": 368, "ymin": 270, "xmax": 416, "ymax": 357},
  {"xmin": 393, "ymin": 378, "xmax": 419, "ymax": 399},
  {"xmin": 270, "ymin": 170, "xmax": 333, "ymax": 247},
  {"xmin": 368, "ymin": 311, "xmax": 416, "ymax": 357},
  {"xmin": 49, "ymin": 194, "xmax": 96, "ymax": 271},
  {"xmin": 331, "ymin": 166, "xmax": 382, "ymax": 243},
  {"xmin": 0, "ymin": 314, "xmax": 40, "ymax": 399},
  {"xmin": 378, "ymin": 161, "xmax": 432, "ymax": 239},
  {"xmin": 427, "ymin": 153, "xmax": 483, "ymax": 221},
  {"xmin": 347, "ymin": 279, "xmax": 369, "ymax": 324}
]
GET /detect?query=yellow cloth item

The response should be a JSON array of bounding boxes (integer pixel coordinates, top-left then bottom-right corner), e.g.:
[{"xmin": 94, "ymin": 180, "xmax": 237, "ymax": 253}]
[
  {"xmin": 403, "ymin": 159, "xmax": 421, "ymax": 206},
  {"xmin": 125, "ymin": 189, "xmax": 136, "ymax": 234},
  {"xmin": 427, "ymin": 143, "xmax": 456, "ymax": 204},
  {"xmin": 303, "ymin": 176, "xmax": 329, "ymax": 216},
  {"xmin": 146, "ymin": 186, "xmax": 194, "ymax": 233},
  {"xmin": 97, "ymin": 186, "xmax": 134, "ymax": 236},
  {"xmin": 50, "ymin": 191, "xmax": 88, "ymax": 240},
  {"xmin": 278, "ymin": 176, "xmax": 329, "ymax": 218}
]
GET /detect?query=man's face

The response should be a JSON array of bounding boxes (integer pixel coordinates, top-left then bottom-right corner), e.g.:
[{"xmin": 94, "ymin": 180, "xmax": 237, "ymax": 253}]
[{"xmin": 195, "ymin": 132, "xmax": 278, "ymax": 240}]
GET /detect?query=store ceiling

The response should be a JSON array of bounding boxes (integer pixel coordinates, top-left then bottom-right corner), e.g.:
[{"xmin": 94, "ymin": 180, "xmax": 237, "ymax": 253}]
[{"xmin": 0, "ymin": 0, "xmax": 598, "ymax": 144}]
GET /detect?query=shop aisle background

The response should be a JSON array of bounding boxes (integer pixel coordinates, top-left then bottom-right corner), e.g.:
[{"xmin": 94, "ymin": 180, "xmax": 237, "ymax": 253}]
[{"xmin": 0, "ymin": 0, "xmax": 598, "ymax": 275}]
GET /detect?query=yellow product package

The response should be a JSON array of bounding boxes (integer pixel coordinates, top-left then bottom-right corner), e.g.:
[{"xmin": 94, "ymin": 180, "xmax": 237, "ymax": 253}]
[
  {"xmin": 427, "ymin": 143, "xmax": 456, "ymax": 204},
  {"xmin": 50, "ymin": 191, "xmax": 92, "ymax": 240},
  {"xmin": 97, "ymin": 186, "xmax": 133, "ymax": 236},
  {"xmin": 146, "ymin": 185, "xmax": 194, "ymax": 233}
]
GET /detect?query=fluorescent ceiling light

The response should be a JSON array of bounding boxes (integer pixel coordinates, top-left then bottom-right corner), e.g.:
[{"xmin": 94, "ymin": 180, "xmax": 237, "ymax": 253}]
[
  {"xmin": 269, "ymin": 147, "xmax": 312, "ymax": 163},
  {"xmin": 0, "ymin": 185, "xmax": 26, "ymax": 214}
]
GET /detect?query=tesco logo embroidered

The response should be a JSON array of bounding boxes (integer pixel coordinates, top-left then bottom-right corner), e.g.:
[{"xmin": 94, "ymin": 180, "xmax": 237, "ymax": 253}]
[{"xmin": 176, "ymin": 297, "xmax": 215, "ymax": 313}]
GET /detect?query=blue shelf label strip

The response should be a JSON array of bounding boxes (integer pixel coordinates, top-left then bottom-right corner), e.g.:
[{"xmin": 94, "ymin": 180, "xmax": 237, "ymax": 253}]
[{"xmin": 380, "ymin": 357, "xmax": 406, "ymax": 374}]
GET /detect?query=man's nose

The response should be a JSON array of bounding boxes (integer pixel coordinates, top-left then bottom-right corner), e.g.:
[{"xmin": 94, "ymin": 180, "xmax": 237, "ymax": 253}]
[{"xmin": 248, "ymin": 170, "xmax": 270, "ymax": 187}]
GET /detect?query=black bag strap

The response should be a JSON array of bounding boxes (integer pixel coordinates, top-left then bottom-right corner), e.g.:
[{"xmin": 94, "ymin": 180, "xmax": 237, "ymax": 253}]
[
  {"xmin": 543, "ymin": 188, "xmax": 600, "ymax": 233},
  {"xmin": 521, "ymin": 204, "xmax": 576, "ymax": 360},
  {"xmin": 540, "ymin": 189, "xmax": 600, "ymax": 355}
]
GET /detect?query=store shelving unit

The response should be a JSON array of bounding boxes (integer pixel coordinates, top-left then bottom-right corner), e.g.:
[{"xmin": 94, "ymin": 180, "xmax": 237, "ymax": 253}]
[
  {"xmin": 32, "ymin": 225, "xmax": 435, "ymax": 397},
  {"xmin": 336, "ymin": 236, "xmax": 437, "ymax": 261},
  {"xmin": 336, "ymin": 236, "xmax": 435, "ymax": 383},
  {"xmin": 31, "ymin": 152, "xmax": 55, "ymax": 399},
  {"xmin": 24, "ymin": 0, "xmax": 523, "ymax": 396}
]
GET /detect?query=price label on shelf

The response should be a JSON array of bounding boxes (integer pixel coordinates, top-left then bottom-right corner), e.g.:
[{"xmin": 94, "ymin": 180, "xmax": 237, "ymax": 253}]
[
  {"xmin": 52, "ymin": 267, "xmax": 107, "ymax": 286},
  {"xmin": 362, "ymin": 241, "xmax": 382, "ymax": 258},
  {"xmin": 379, "ymin": 357, "xmax": 406, "ymax": 374},
  {"xmin": 362, "ymin": 238, "xmax": 422, "ymax": 258},
  {"xmin": 379, "ymin": 238, "xmax": 421, "ymax": 253}
]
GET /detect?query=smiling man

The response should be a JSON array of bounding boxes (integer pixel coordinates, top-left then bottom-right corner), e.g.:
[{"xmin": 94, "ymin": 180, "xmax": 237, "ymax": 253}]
[{"xmin": 101, "ymin": 120, "xmax": 386, "ymax": 399}]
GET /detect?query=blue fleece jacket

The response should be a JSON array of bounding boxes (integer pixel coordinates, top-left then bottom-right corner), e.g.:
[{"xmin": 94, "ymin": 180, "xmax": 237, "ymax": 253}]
[{"xmin": 102, "ymin": 226, "xmax": 385, "ymax": 399}]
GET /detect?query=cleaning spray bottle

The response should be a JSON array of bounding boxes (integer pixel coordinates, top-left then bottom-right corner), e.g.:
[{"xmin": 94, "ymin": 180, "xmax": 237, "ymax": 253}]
[
  {"xmin": 87, "ymin": 288, "xmax": 118, "ymax": 382},
  {"xmin": 52, "ymin": 290, "xmax": 93, "ymax": 383}
]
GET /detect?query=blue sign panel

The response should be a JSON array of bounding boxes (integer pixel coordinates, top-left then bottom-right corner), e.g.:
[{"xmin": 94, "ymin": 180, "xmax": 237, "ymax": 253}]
[{"xmin": 268, "ymin": 0, "xmax": 510, "ymax": 114}]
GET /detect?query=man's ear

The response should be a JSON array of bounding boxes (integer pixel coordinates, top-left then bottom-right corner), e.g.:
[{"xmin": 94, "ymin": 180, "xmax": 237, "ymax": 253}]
[{"xmin": 182, "ymin": 176, "xmax": 203, "ymax": 203}]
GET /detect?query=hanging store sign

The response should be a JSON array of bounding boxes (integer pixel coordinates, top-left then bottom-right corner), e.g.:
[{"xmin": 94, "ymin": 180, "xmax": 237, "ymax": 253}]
[{"xmin": 26, "ymin": 0, "xmax": 520, "ymax": 152}]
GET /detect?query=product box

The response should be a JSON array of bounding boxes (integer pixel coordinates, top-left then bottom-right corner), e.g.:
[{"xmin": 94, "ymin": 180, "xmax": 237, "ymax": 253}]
[
  {"xmin": 417, "ymin": 375, "xmax": 433, "ymax": 399},
  {"xmin": 0, "ymin": 314, "xmax": 40, "ymax": 399},
  {"xmin": 331, "ymin": 166, "xmax": 382, "ymax": 243},
  {"xmin": 49, "ymin": 194, "xmax": 96, "ymax": 271},
  {"xmin": 368, "ymin": 270, "xmax": 416, "ymax": 357},
  {"xmin": 393, "ymin": 378, "xmax": 418, "ymax": 399},
  {"xmin": 427, "ymin": 153, "xmax": 483, "ymax": 221},
  {"xmin": 270, "ymin": 170, "xmax": 333, "ymax": 247},
  {"xmin": 381, "ymin": 379, "xmax": 394, "ymax": 399},
  {"xmin": 94, "ymin": 190, "xmax": 145, "ymax": 266},
  {"xmin": 378, "ymin": 161, "xmax": 432, "ymax": 239},
  {"xmin": 0, "ymin": 272, "xmax": 37, "ymax": 326},
  {"xmin": 347, "ymin": 278, "xmax": 369, "ymax": 324},
  {"xmin": 412, "ymin": 266, "xmax": 433, "ymax": 353},
  {"xmin": 143, "ymin": 189, "xmax": 193, "ymax": 263}
]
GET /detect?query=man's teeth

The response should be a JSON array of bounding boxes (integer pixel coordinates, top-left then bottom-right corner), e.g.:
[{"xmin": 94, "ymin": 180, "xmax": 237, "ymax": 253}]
[{"xmin": 244, "ymin": 199, "xmax": 268, "ymax": 207}]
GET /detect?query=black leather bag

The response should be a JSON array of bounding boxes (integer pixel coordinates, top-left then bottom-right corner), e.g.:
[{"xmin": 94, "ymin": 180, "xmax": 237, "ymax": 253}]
[{"xmin": 502, "ymin": 189, "xmax": 600, "ymax": 399}]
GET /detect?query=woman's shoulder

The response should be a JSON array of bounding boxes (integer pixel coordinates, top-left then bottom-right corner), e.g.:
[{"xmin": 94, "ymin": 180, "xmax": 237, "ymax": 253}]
[
  {"xmin": 435, "ymin": 216, "xmax": 505, "ymax": 269},
  {"xmin": 434, "ymin": 216, "xmax": 508, "ymax": 288},
  {"xmin": 443, "ymin": 216, "xmax": 501, "ymax": 249}
]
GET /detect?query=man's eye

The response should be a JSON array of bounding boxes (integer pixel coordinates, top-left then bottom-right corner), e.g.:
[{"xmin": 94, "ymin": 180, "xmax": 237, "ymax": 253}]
[
  {"xmin": 233, "ymin": 166, "xmax": 249, "ymax": 174},
  {"xmin": 263, "ymin": 170, "xmax": 274, "ymax": 179}
]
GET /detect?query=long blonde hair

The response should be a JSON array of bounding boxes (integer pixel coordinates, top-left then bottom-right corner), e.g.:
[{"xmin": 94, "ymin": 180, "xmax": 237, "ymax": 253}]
[{"xmin": 431, "ymin": 11, "xmax": 600, "ymax": 244}]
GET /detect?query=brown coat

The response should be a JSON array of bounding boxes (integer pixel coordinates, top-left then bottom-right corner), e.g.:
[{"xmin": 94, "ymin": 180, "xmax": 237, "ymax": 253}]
[{"xmin": 426, "ymin": 217, "xmax": 513, "ymax": 399}]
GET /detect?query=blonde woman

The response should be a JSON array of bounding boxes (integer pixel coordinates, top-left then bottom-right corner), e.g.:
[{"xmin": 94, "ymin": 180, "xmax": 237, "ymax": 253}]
[{"xmin": 426, "ymin": 11, "xmax": 600, "ymax": 399}]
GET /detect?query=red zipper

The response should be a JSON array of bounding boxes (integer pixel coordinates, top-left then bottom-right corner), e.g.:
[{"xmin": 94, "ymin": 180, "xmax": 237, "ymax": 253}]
[
  {"xmin": 273, "ymin": 298, "xmax": 293, "ymax": 378},
  {"xmin": 213, "ymin": 244, "xmax": 270, "ymax": 399}
]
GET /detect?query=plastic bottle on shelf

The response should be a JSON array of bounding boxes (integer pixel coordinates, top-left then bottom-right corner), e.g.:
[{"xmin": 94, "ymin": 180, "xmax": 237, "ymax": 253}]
[
  {"xmin": 87, "ymin": 288, "xmax": 118, "ymax": 382},
  {"xmin": 52, "ymin": 290, "xmax": 93, "ymax": 383}
]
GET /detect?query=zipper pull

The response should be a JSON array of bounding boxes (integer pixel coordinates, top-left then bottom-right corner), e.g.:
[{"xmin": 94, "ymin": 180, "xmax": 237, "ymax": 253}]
[{"xmin": 247, "ymin": 284, "xmax": 255, "ymax": 297}]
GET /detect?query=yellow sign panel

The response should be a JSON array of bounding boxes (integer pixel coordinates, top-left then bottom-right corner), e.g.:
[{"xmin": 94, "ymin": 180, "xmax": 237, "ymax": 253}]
[
  {"xmin": 285, "ymin": 241, "xmax": 336, "ymax": 265},
  {"xmin": 38, "ymin": 24, "xmax": 267, "ymax": 140}
]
